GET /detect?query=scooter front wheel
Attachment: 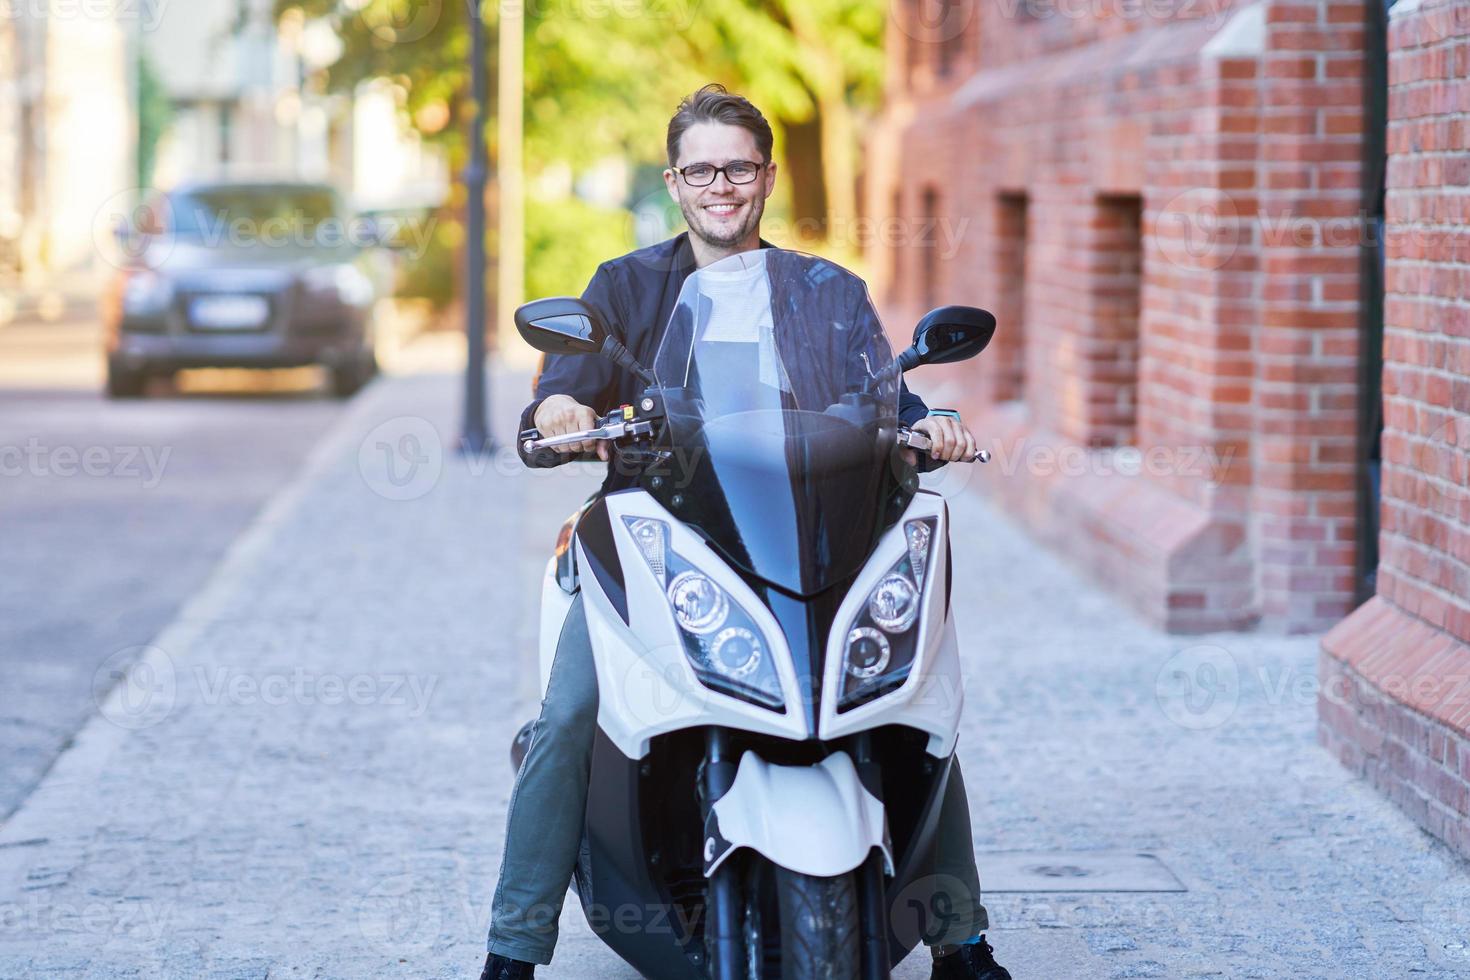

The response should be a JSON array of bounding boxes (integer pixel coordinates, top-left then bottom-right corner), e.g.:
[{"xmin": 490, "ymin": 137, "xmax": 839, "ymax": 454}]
[{"xmin": 771, "ymin": 863, "xmax": 860, "ymax": 980}]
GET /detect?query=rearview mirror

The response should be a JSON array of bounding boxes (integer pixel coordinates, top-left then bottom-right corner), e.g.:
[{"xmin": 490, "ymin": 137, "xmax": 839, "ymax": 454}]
[
  {"xmin": 898, "ymin": 305, "xmax": 995, "ymax": 370},
  {"xmin": 514, "ymin": 297, "xmax": 608, "ymax": 355}
]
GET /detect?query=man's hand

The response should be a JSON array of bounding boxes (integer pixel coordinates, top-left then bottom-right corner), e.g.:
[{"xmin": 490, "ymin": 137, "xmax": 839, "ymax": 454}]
[
  {"xmin": 910, "ymin": 415, "xmax": 978, "ymax": 463},
  {"xmin": 533, "ymin": 394, "xmax": 610, "ymax": 461}
]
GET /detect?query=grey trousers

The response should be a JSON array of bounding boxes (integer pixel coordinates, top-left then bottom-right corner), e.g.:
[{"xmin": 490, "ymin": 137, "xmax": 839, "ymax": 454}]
[{"xmin": 487, "ymin": 593, "xmax": 989, "ymax": 966}]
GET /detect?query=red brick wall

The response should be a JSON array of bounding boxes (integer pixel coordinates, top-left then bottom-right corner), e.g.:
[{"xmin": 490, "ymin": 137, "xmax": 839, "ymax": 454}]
[
  {"xmin": 870, "ymin": 0, "xmax": 1367, "ymax": 632},
  {"xmin": 1319, "ymin": 0, "xmax": 1470, "ymax": 860}
]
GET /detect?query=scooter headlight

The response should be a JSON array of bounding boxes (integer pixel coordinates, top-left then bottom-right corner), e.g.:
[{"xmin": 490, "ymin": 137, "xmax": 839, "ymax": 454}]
[
  {"xmin": 710, "ymin": 627, "xmax": 763, "ymax": 678},
  {"xmin": 667, "ymin": 570, "xmax": 728, "ymax": 635},
  {"xmin": 623, "ymin": 517, "xmax": 784, "ymax": 710},
  {"xmin": 839, "ymin": 518, "xmax": 937, "ymax": 712},
  {"xmin": 844, "ymin": 627, "xmax": 891, "ymax": 679},
  {"xmin": 868, "ymin": 574, "xmax": 919, "ymax": 633}
]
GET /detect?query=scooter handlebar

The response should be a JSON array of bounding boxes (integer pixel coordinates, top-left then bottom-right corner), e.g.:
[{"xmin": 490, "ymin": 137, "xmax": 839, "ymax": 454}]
[{"xmin": 898, "ymin": 428, "xmax": 990, "ymax": 464}]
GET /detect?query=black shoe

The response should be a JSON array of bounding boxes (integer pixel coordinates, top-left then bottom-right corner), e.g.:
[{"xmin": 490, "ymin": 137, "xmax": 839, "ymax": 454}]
[
  {"xmin": 931, "ymin": 935, "xmax": 1012, "ymax": 980},
  {"xmin": 479, "ymin": 953, "xmax": 535, "ymax": 980}
]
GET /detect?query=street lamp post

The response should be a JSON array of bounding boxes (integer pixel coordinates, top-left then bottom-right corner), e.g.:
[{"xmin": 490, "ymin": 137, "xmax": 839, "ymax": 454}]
[{"xmin": 459, "ymin": 0, "xmax": 491, "ymax": 455}]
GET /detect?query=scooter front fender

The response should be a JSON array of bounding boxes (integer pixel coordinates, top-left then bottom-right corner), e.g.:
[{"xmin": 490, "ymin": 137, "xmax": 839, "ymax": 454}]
[{"xmin": 703, "ymin": 750, "xmax": 893, "ymax": 878}]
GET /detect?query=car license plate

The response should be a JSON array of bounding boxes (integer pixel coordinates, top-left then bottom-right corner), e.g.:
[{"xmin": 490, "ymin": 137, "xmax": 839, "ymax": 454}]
[{"xmin": 190, "ymin": 295, "xmax": 269, "ymax": 330}]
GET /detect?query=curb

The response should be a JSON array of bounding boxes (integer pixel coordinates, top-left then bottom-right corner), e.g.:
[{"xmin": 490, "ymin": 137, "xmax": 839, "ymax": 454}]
[{"xmin": 0, "ymin": 368, "xmax": 450, "ymax": 851}]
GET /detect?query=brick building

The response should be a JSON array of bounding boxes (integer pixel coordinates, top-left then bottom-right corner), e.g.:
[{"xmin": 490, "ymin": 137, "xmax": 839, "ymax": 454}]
[
  {"xmin": 870, "ymin": 0, "xmax": 1370, "ymax": 635},
  {"xmin": 867, "ymin": 0, "xmax": 1469, "ymax": 856},
  {"xmin": 1318, "ymin": 0, "xmax": 1470, "ymax": 859}
]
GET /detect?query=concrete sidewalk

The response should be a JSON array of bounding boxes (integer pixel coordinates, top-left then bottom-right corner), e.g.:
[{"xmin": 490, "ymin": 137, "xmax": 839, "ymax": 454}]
[{"xmin": 1, "ymin": 351, "xmax": 1467, "ymax": 979}]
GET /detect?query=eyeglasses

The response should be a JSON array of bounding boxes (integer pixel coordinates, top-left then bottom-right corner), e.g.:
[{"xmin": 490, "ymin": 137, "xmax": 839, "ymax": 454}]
[{"xmin": 671, "ymin": 161, "xmax": 765, "ymax": 187}]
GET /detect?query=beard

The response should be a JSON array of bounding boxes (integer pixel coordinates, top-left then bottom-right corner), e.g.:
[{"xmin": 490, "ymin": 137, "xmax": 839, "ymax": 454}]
[{"xmin": 679, "ymin": 192, "xmax": 765, "ymax": 250}]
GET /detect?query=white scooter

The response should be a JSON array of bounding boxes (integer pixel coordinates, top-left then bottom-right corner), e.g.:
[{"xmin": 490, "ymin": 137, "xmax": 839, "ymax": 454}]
[{"xmin": 513, "ymin": 248, "xmax": 994, "ymax": 979}]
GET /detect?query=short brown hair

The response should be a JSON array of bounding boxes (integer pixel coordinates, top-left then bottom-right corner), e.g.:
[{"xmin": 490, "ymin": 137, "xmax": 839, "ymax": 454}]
[{"xmin": 666, "ymin": 84, "xmax": 774, "ymax": 167}]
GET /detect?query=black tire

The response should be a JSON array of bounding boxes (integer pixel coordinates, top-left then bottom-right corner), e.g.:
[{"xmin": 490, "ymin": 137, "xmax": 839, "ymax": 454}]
[
  {"xmin": 106, "ymin": 360, "xmax": 146, "ymax": 399},
  {"xmin": 773, "ymin": 865, "xmax": 860, "ymax": 980},
  {"xmin": 330, "ymin": 349, "xmax": 376, "ymax": 398}
]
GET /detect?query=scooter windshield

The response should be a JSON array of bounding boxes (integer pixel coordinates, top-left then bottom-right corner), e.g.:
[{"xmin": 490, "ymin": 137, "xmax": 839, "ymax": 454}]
[{"xmin": 647, "ymin": 249, "xmax": 905, "ymax": 595}]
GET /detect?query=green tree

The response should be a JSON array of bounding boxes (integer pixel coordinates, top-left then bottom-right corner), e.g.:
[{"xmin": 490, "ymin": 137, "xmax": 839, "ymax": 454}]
[{"xmin": 274, "ymin": 0, "xmax": 886, "ymax": 295}]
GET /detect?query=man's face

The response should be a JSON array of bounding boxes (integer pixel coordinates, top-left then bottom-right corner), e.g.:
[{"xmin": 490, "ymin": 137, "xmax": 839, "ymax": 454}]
[{"xmin": 664, "ymin": 122, "xmax": 776, "ymax": 251}]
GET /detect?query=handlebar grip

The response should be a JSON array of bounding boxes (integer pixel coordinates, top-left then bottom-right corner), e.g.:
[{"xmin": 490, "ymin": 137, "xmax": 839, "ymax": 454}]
[
  {"xmin": 518, "ymin": 428, "xmax": 572, "ymax": 469},
  {"xmin": 899, "ymin": 429, "xmax": 990, "ymax": 464}
]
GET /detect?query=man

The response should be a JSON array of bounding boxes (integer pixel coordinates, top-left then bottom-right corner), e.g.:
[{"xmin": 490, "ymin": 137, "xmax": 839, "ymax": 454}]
[{"xmin": 482, "ymin": 84, "xmax": 1010, "ymax": 980}]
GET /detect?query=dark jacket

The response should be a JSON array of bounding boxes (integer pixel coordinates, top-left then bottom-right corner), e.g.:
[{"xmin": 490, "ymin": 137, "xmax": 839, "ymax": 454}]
[{"xmin": 518, "ymin": 233, "xmax": 930, "ymax": 491}]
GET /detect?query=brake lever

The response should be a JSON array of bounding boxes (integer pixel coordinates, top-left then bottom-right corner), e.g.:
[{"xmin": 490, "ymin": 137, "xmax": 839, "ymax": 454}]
[
  {"xmin": 898, "ymin": 428, "xmax": 990, "ymax": 464},
  {"xmin": 521, "ymin": 418, "xmax": 654, "ymax": 454}
]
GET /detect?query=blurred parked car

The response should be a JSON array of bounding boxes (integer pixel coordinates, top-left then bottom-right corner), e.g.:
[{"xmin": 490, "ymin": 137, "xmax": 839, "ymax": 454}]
[{"xmin": 103, "ymin": 180, "xmax": 388, "ymax": 398}]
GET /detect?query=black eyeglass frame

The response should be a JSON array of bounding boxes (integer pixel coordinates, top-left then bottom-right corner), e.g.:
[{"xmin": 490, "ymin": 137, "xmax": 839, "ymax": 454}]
[{"xmin": 668, "ymin": 160, "xmax": 768, "ymax": 187}]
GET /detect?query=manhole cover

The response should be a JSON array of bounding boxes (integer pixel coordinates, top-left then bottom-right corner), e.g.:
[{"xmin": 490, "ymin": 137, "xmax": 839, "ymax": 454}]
[
  {"xmin": 1028, "ymin": 864, "xmax": 1092, "ymax": 878},
  {"xmin": 979, "ymin": 851, "xmax": 1186, "ymax": 893}
]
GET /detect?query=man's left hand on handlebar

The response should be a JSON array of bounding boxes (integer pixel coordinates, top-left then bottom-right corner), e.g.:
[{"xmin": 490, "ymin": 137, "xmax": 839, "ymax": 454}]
[{"xmin": 910, "ymin": 414, "xmax": 978, "ymax": 463}]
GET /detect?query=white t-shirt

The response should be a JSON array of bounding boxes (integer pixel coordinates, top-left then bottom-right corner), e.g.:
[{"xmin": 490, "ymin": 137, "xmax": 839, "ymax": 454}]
[{"xmin": 693, "ymin": 255, "xmax": 792, "ymax": 393}]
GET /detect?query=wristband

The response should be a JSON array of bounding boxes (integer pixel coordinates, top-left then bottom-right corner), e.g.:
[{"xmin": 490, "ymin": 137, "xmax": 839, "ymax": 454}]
[{"xmin": 927, "ymin": 408, "xmax": 962, "ymax": 420}]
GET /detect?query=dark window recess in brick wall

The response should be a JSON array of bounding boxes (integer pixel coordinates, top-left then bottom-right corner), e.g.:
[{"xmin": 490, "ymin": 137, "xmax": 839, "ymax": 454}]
[
  {"xmin": 920, "ymin": 185, "xmax": 941, "ymax": 311},
  {"xmin": 995, "ymin": 192, "xmax": 1029, "ymax": 403},
  {"xmin": 891, "ymin": 188, "xmax": 904, "ymax": 305},
  {"xmin": 1094, "ymin": 194, "xmax": 1144, "ymax": 448}
]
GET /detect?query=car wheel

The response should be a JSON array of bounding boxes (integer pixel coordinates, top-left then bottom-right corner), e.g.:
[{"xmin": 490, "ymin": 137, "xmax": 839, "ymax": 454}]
[
  {"xmin": 330, "ymin": 349, "xmax": 376, "ymax": 399},
  {"xmin": 106, "ymin": 360, "xmax": 147, "ymax": 399}
]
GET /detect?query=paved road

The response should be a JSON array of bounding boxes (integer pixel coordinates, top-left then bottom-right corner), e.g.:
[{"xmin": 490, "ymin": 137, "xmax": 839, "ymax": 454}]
[
  {"xmin": 0, "ymin": 315, "xmax": 344, "ymax": 817},
  {"xmin": 0, "ymin": 353, "xmax": 1467, "ymax": 978}
]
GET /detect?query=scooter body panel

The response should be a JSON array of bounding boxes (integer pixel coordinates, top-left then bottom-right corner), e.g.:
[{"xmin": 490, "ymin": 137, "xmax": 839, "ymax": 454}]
[
  {"xmin": 580, "ymin": 491, "xmax": 811, "ymax": 758},
  {"xmin": 535, "ymin": 489, "xmax": 970, "ymax": 977},
  {"xmin": 703, "ymin": 750, "xmax": 893, "ymax": 879}
]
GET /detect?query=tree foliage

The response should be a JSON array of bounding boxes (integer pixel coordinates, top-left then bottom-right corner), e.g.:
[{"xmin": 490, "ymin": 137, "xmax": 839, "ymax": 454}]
[{"xmin": 273, "ymin": 0, "xmax": 887, "ymax": 294}]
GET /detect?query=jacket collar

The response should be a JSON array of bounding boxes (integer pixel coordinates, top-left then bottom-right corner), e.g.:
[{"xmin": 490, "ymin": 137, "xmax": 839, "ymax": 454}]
[{"xmin": 671, "ymin": 231, "xmax": 777, "ymax": 276}]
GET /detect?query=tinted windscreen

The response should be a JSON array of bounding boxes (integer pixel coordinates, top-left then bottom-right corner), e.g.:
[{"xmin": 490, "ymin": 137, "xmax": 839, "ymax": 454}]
[
  {"xmin": 646, "ymin": 249, "xmax": 906, "ymax": 595},
  {"xmin": 170, "ymin": 187, "xmax": 345, "ymax": 241}
]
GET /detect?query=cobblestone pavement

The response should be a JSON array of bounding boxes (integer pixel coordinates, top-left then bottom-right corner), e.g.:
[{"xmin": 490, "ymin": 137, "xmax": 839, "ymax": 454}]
[{"xmin": 0, "ymin": 357, "xmax": 1466, "ymax": 979}]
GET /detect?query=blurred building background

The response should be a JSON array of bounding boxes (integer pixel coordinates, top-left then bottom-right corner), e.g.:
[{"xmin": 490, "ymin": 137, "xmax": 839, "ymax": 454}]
[
  {"xmin": 0, "ymin": 0, "xmax": 446, "ymax": 320},
  {"xmin": 868, "ymin": 0, "xmax": 1469, "ymax": 859},
  {"xmin": 141, "ymin": 0, "xmax": 445, "ymax": 207},
  {"xmin": 0, "ymin": 4, "xmax": 132, "ymax": 310}
]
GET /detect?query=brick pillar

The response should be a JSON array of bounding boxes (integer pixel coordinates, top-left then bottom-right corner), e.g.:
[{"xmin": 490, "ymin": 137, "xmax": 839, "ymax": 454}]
[{"xmin": 1251, "ymin": 0, "xmax": 1366, "ymax": 631}]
